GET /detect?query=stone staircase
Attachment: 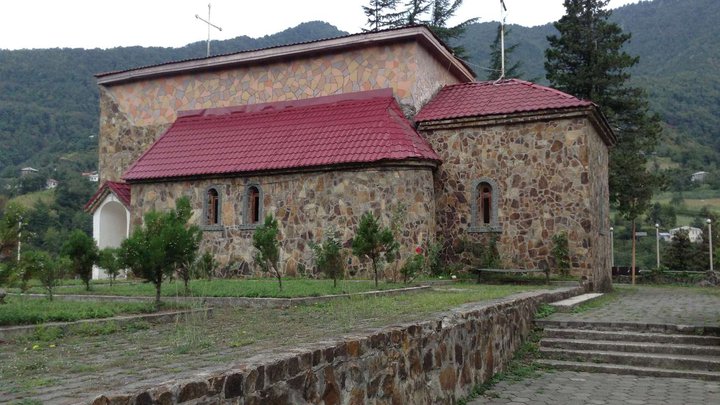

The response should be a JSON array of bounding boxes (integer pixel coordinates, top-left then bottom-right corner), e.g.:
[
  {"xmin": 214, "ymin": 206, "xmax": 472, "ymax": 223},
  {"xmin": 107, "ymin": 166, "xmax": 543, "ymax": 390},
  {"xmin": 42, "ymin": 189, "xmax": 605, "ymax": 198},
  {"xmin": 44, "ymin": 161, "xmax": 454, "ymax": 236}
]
[{"xmin": 535, "ymin": 319, "xmax": 720, "ymax": 381}]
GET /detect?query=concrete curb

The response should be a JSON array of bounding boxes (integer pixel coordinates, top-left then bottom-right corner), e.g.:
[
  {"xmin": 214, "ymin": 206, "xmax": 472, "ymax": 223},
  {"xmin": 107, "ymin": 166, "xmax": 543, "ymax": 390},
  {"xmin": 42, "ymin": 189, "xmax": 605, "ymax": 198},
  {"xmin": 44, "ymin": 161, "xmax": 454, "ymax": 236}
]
[
  {"xmin": 9, "ymin": 285, "xmax": 431, "ymax": 308},
  {"xmin": 0, "ymin": 308, "xmax": 213, "ymax": 340}
]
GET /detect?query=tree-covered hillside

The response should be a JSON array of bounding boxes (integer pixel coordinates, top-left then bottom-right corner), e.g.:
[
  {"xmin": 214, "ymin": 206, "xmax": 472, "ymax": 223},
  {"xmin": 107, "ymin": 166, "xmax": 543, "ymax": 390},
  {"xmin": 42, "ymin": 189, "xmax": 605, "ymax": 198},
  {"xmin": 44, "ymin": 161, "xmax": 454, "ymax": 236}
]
[{"xmin": 0, "ymin": 0, "xmax": 718, "ymax": 180}]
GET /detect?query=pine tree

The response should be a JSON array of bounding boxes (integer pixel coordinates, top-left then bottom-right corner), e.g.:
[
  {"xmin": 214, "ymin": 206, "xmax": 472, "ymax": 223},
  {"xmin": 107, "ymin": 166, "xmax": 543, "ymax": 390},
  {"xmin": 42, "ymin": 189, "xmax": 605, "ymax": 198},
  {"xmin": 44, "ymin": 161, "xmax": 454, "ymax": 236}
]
[
  {"xmin": 487, "ymin": 24, "xmax": 523, "ymax": 81},
  {"xmin": 404, "ymin": 0, "xmax": 432, "ymax": 25},
  {"xmin": 545, "ymin": 0, "xmax": 662, "ymax": 287},
  {"xmin": 427, "ymin": 0, "xmax": 478, "ymax": 58},
  {"xmin": 363, "ymin": 0, "xmax": 404, "ymax": 31}
]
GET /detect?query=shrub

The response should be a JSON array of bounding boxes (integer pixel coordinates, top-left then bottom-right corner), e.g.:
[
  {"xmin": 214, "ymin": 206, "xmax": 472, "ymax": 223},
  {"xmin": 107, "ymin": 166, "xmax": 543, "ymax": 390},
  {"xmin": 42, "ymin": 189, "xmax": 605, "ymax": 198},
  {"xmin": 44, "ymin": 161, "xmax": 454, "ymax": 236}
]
[
  {"xmin": 97, "ymin": 247, "xmax": 123, "ymax": 286},
  {"xmin": 426, "ymin": 237, "xmax": 445, "ymax": 276},
  {"xmin": 61, "ymin": 230, "xmax": 98, "ymax": 291},
  {"xmin": 551, "ymin": 232, "xmax": 571, "ymax": 276},
  {"xmin": 400, "ymin": 253, "xmax": 424, "ymax": 284},
  {"xmin": 21, "ymin": 250, "xmax": 68, "ymax": 300},
  {"xmin": 253, "ymin": 214, "xmax": 283, "ymax": 290},
  {"xmin": 119, "ymin": 197, "xmax": 201, "ymax": 305},
  {"xmin": 194, "ymin": 251, "xmax": 217, "ymax": 281},
  {"xmin": 352, "ymin": 211, "xmax": 398, "ymax": 287},
  {"xmin": 311, "ymin": 231, "xmax": 345, "ymax": 288}
]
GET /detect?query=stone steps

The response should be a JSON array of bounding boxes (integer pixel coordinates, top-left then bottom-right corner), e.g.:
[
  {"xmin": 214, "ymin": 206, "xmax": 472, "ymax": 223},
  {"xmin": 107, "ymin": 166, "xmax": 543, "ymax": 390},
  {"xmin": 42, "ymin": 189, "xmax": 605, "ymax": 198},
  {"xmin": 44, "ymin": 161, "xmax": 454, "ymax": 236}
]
[
  {"xmin": 542, "ymin": 327, "xmax": 720, "ymax": 345},
  {"xmin": 539, "ymin": 347, "xmax": 720, "ymax": 371},
  {"xmin": 537, "ymin": 359, "xmax": 720, "ymax": 381},
  {"xmin": 536, "ymin": 301, "xmax": 720, "ymax": 380},
  {"xmin": 535, "ymin": 319, "xmax": 720, "ymax": 336},
  {"xmin": 548, "ymin": 293, "xmax": 603, "ymax": 312},
  {"xmin": 541, "ymin": 337, "xmax": 720, "ymax": 356}
]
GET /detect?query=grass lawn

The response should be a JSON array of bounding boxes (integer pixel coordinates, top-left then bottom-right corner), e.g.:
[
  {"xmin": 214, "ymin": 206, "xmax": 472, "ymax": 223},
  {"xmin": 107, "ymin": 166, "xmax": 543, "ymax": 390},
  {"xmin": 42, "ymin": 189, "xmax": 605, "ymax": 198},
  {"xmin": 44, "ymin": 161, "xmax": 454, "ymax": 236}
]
[
  {"xmin": 0, "ymin": 296, "xmax": 176, "ymax": 326},
  {"xmin": 0, "ymin": 283, "xmax": 552, "ymax": 402},
  {"xmin": 17, "ymin": 278, "xmax": 413, "ymax": 298}
]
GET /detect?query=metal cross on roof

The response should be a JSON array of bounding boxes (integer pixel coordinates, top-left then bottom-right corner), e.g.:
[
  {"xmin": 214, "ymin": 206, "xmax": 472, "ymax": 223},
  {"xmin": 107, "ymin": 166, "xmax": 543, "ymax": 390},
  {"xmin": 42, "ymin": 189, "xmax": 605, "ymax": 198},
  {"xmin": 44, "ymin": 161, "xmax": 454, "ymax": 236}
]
[{"xmin": 195, "ymin": 3, "xmax": 223, "ymax": 58}]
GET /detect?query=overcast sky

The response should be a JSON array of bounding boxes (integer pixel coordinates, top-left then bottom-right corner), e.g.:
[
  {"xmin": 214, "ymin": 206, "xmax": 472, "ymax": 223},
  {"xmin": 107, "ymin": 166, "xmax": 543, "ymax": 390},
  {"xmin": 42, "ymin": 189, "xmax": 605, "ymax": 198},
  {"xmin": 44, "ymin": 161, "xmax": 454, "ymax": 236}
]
[{"xmin": 0, "ymin": 0, "xmax": 642, "ymax": 50}]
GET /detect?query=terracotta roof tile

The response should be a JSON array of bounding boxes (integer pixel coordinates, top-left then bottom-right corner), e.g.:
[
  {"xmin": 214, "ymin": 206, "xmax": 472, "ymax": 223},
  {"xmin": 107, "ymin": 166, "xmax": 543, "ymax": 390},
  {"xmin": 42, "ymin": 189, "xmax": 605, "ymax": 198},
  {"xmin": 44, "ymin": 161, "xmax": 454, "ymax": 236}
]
[
  {"xmin": 123, "ymin": 89, "xmax": 439, "ymax": 181},
  {"xmin": 84, "ymin": 181, "xmax": 131, "ymax": 213},
  {"xmin": 415, "ymin": 79, "xmax": 594, "ymax": 122}
]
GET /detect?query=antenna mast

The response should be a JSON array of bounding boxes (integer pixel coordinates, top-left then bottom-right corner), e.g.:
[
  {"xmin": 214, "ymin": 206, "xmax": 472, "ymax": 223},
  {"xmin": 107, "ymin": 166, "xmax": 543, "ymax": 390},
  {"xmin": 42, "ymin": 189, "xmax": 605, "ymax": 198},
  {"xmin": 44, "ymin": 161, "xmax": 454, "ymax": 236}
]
[
  {"xmin": 499, "ymin": 0, "xmax": 507, "ymax": 82},
  {"xmin": 196, "ymin": 3, "xmax": 223, "ymax": 57}
]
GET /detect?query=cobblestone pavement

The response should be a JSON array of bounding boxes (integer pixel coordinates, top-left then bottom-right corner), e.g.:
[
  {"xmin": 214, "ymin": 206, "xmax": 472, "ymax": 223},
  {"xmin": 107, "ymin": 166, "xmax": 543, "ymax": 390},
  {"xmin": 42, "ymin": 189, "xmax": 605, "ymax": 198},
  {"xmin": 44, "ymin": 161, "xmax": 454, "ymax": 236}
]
[
  {"xmin": 468, "ymin": 286, "xmax": 720, "ymax": 405},
  {"xmin": 546, "ymin": 285, "xmax": 720, "ymax": 326},
  {"xmin": 468, "ymin": 370, "xmax": 720, "ymax": 405}
]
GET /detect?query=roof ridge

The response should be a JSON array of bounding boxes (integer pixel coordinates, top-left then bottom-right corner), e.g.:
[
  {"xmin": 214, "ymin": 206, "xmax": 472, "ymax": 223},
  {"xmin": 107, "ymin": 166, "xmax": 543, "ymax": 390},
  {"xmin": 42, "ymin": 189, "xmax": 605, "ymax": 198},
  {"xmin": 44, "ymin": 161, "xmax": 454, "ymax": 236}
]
[{"xmin": 178, "ymin": 89, "xmax": 394, "ymax": 120}]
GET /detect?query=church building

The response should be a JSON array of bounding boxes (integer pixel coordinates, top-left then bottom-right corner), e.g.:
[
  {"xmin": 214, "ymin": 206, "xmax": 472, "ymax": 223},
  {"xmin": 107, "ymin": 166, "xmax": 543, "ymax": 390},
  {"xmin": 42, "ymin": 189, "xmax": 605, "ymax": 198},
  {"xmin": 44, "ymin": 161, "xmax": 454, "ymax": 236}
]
[{"xmin": 85, "ymin": 25, "xmax": 615, "ymax": 290}]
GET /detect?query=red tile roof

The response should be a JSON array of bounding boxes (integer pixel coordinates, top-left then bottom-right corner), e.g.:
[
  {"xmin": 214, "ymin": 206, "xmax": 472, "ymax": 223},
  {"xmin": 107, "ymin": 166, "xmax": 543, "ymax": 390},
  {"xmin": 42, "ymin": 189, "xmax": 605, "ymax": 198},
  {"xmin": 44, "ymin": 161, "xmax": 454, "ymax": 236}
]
[
  {"xmin": 415, "ymin": 79, "xmax": 595, "ymax": 122},
  {"xmin": 123, "ymin": 89, "xmax": 440, "ymax": 181},
  {"xmin": 84, "ymin": 181, "xmax": 131, "ymax": 213}
]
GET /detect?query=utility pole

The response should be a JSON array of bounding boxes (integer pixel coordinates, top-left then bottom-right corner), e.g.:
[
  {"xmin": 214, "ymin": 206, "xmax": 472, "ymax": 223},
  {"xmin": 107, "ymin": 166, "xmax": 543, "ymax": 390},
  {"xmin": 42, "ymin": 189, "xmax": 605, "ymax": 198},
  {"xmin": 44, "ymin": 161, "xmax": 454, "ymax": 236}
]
[
  {"xmin": 708, "ymin": 219, "xmax": 714, "ymax": 272},
  {"xmin": 655, "ymin": 223, "xmax": 660, "ymax": 269},
  {"xmin": 16, "ymin": 216, "xmax": 22, "ymax": 262},
  {"xmin": 196, "ymin": 3, "xmax": 223, "ymax": 58},
  {"xmin": 609, "ymin": 226, "xmax": 614, "ymax": 268}
]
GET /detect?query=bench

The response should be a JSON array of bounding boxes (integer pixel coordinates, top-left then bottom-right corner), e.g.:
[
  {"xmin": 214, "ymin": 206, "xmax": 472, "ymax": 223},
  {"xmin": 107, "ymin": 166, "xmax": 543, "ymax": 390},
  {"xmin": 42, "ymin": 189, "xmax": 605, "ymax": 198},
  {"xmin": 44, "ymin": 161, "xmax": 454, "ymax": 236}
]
[{"xmin": 472, "ymin": 268, "xmax": 550, "ymax": 284}]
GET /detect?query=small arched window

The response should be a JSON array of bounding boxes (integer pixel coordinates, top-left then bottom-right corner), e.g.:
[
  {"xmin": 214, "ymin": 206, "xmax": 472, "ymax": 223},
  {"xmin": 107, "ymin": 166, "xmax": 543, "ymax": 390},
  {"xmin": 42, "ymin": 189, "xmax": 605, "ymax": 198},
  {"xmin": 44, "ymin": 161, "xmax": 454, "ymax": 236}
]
[
  {"xmin": 478, "ymin": 182, "xmax": 492, "ymax": 225},
  {"xmin": 248, "ymin": 186, "xmax": 260, "ymax": 224},
  {"xmin": 241, "ymin": 184, "xmax": 264, "ymax": 229},
  {"xmin": 207, "ymin": 188, "xmax": 219, "ymax": 225},
  {"xmin": 470, "ymin": 178, "xmax": 500, "ymax": 233}
]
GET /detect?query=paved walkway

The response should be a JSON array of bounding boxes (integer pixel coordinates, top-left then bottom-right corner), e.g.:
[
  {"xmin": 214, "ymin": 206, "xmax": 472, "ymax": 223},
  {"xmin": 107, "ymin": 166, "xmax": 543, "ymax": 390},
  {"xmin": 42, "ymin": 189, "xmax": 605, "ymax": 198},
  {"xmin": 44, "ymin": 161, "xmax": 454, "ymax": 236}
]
[
  {"xmin": 468, "ymin": 285, "xmax": 720, "ymax": 405},
  {"xmin": 469, "ymin": 370, "xmax": 720, "ymax": 405}
]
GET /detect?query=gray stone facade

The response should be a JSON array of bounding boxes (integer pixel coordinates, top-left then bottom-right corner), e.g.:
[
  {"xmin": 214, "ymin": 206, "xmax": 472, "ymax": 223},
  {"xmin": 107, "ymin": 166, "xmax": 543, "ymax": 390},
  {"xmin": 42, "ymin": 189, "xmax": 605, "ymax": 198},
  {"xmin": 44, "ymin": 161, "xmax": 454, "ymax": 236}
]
[
  {"xmin": 130, "ymin": 164, "xmax": 437, "ymax": 276},
  {"xmin": 419, "ymin": 111, "xmax": 612, "ymax": 289}
]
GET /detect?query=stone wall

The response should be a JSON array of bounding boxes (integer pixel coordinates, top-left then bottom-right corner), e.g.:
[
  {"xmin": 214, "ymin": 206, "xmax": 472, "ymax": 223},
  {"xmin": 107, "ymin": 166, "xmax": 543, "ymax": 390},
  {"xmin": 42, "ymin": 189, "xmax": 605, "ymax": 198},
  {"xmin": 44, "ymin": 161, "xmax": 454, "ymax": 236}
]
[
  {"xmin": 89, "ymin": 286, "xmax": 583, "ymax": 405},
  {"xmin": 130, "ymin": 165, "xmax": 436, "ymax": 277},
  {"xmin": 420, "ymin": 113, "xmax": 611, "ymax": 286},
  {"xmin": 98, "ymin": 42, "xmax": 461, "ymax": 182}
]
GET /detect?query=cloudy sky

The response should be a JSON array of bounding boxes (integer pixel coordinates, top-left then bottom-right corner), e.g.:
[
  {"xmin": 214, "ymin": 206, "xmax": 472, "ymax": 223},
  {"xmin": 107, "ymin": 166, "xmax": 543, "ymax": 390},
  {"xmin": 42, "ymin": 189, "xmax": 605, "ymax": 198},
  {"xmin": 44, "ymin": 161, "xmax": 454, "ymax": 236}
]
[{"xmin": 0, "ymin": 0, "xmax": 642, "ymax": 50}]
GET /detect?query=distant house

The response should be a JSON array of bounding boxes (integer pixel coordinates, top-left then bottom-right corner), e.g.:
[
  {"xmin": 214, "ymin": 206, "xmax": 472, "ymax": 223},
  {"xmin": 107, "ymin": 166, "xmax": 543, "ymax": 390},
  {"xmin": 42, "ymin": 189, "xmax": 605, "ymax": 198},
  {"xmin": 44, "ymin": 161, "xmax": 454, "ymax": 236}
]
[
  {"xmin": 669, "ymin": 226, "xmax": 704, "ymax": 243},
  {"xmin": 82, "ymin": 171, "xmax": 99, "ymax": 182},
  {"xmin": 691, "ymin": 171, "xmax": 709, "ymax": 182},
  {"xmin": 20, "ymin": 167, "xmax": 39, "ymax": 176},
  {"xmin": 46, "ymin": 178, "xmax": 59, "ymax": 189},
  {"xmin": 659, "ymin": 232, "xmax": 672, "ymax": 242}
]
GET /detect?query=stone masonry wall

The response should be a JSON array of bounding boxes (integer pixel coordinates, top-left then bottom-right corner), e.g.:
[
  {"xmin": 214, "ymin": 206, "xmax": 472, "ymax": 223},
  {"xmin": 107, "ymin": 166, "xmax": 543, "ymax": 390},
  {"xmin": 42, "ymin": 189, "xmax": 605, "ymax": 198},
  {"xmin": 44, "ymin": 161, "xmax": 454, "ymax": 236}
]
[
  {"xmin": 130, "ymin": 165, "xmax": 436, "ymax": 277},
  {"xmin": 98, "ymin": 42, "xmax": 461, "ymax": 182},
  {"xmin": 89, "ymin": 287, "xmax": 583, "ymax": 405},
  {"xmin": 421, "ymin": 114, "xmax": 611, "ymax": 285}
]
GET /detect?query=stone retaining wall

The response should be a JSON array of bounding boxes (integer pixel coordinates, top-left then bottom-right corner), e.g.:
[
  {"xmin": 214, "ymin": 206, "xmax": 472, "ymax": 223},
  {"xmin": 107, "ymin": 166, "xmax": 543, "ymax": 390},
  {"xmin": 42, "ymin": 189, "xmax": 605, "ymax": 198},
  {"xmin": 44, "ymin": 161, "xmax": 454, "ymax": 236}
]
[{"xmin": 90, "ymin": 286, "xmax": 583, "ymax": 405}]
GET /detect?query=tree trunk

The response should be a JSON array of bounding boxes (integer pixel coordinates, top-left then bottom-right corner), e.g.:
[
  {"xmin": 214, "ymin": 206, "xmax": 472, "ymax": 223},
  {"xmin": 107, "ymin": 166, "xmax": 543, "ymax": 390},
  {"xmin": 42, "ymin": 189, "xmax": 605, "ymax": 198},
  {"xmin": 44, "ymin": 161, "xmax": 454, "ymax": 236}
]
[
  {"xmin": 372, "ymin": 257, "xmax": 378, "ymax": 288},
  {"xmin": 631, "ymin": 219, "xmax": 637, "ymax": 285},
  {"xmin": 155, "ymin": 282, "xmax": 162, "ymax": 307}
]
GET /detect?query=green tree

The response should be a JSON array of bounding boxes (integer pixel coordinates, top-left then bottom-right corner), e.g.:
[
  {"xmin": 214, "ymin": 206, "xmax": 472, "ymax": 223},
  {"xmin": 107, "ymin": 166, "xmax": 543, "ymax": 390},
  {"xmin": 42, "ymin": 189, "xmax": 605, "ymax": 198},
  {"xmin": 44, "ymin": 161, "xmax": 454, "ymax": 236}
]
[
  {"xmin": 0, "ymin": 202, "xmax": 25, "ymax": 265},
  {"xmin": 97, "ymin": 247, "xmax": 123, "ymax": 286},
  {"xmin": 194, "ymin": 251, "xmax": 217, "ymax": 281},
  {"xmin": 311, "ymin": 230, "xmax": 345, "ymax": 288},
  {"xmin": 61, "ymin": 229, "xmax": 98, "ymax": 291},
  {"xmin": 487, "ymin": 24, "xmax": 523, "ymax": 81},
  {"xmin": 551, "ymin": 232, "xmax": 571, "ymax": 276},
  {"xmin": 363, "ymin": 0, "xmax": 404, "ymax": 31},
  {"xmin": 253, "ymin": 214, "xmax": 283, "ymax": 290},
  {"xmin": 21, "ymin": 250, "xmax": 67, "ymax": 300},
  {"xmin": 545, "ymin": 0, "xmax": 662, "ymax": 288},
  {"xmin": 663, "ymin": 229, "xmax": 699, "ymax": 271},
  {"xmin": 119, "ymin": 197, "xmax": 200, "ymax": 305},
  {"xmin": 427, "ymin": 0, "xmax": 478, "ymax": 58},
  {"xmin": 352, "ymin": 211, "xmax": 398, "ymax": 287}
]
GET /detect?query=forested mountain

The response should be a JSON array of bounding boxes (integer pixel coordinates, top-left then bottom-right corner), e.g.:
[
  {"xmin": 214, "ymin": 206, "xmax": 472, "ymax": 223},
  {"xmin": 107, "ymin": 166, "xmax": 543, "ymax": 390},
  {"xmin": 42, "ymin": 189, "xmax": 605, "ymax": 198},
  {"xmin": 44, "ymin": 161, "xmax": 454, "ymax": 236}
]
[{"xmin": 0, "ymin": 0, "xmax": 718, "ymax": 180}]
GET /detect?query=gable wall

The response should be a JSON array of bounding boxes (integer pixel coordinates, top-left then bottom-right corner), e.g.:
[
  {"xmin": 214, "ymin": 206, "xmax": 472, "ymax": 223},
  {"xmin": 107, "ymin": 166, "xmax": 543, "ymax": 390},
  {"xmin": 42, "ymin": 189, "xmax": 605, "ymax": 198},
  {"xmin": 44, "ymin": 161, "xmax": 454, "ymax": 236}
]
[
  {"xmin": 98, "ymin": 41, "xmax": 462, "ymax": 182},
  {"xmin": 421, "ymin": 115, "xmax": 611, "ymax": 285},
  {"xmin": 129, "ymin": 166, "xmax": 436, "ymax": 276}
]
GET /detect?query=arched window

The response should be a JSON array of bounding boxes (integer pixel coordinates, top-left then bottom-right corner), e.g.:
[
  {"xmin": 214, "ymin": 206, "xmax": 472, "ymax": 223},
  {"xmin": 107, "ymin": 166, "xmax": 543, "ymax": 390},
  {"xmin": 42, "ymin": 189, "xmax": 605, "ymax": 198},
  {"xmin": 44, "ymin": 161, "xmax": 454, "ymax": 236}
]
[
  {"xmin": 203, "ymin": 186, "xmax": 223, "ymax": 229},
  {"xmin": 207, "ymin": 188, "xmax": 219, "ymax": 225},
  {"xmin": 241, "ymin": 184, "xmax": 264, "ymax": 229},
  {"xmin": 470, "ymin": 178, "xmax": 500, "ymax": 233},
  {"xmin": 248, "ymin": 186, "xmax": 260, "ymax": 224}
]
